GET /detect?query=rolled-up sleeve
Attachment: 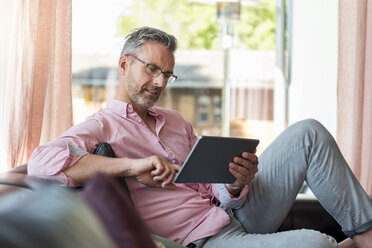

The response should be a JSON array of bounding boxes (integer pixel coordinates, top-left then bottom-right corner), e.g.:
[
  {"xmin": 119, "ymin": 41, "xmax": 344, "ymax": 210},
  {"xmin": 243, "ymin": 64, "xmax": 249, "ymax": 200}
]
[
  {"xmin": 28, "ymin": 140, "xmax": 87, "ymax": 186},
  {"xmin": 28, "ymin": 118, "xmax": 104, "ymax": 186},
  {"xmin": 217, "ymin": 184, "xmax": 249, "ymax": 210}
]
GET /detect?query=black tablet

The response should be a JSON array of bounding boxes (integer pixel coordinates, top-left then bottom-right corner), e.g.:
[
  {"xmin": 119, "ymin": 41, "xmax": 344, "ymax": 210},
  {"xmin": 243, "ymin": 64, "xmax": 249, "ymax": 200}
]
[{"xmin": 174, "ymin": 136, "xmax": 260, "ymax": 183}]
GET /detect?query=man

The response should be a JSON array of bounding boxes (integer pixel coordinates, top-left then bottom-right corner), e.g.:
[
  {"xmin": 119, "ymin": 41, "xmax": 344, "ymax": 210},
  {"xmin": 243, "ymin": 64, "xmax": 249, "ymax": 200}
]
[{"xmin": 28, "ymin": 26, "xmax": 372, "ymax": 248}]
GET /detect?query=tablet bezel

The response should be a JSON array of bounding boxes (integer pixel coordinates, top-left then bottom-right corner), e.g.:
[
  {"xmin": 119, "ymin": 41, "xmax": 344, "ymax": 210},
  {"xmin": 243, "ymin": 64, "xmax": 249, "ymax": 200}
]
[{"xmin": 173, "ymin": 136, "xmax": 259, "ymax": 184}]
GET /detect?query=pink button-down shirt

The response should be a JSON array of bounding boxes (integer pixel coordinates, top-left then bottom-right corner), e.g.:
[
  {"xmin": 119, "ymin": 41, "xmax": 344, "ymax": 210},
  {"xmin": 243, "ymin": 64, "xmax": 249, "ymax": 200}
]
[{"xmin": 28, "ymin": 99, "xmax": 248, "ymax": 246}]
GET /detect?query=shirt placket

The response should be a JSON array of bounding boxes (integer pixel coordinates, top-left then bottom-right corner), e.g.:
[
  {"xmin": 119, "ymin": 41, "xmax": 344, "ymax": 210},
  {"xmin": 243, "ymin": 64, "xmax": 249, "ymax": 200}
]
[
  {"xmin": 127, "ymin": 104, "xmax": 177, "ymax": 164},
  {"xmin": 126, "ymin": 104, "xmax": 151, "ymax": 129},
  {"xmin": 157, "ymin": 139, "xmax": 178, "ymax": 164}
]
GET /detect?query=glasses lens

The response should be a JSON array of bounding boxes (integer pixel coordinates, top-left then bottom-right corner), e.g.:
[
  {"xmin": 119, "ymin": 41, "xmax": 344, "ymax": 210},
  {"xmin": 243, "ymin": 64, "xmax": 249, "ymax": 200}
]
[
  {"xmin": 145, "ymin": 63, "xmax": 177, "ymax": 84},
  {"xmin": 146, "ymin": 64, "xmax": 161, "ymax": 77},
  {"xmin": 168, "ymin": 75, "xmax": 176, "ymax": 84}
]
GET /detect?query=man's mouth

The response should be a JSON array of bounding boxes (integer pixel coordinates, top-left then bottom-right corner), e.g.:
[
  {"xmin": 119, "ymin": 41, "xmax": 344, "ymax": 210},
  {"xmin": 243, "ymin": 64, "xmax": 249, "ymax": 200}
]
[
  {"xmin": 146, "ymin": 88, "xmax": 158, "ymax": 95},
  {"xmin": 143, "ymin": 87, "xmax": 160, "ymax": 98}
]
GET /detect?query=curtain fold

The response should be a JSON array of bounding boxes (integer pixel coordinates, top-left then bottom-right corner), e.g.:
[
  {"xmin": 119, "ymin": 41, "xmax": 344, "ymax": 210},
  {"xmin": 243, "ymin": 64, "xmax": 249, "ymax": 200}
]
[
  {"xmin": 0, "ymin": 0, "xmax": 72, "ymax": 171},
  {"xmin": 338, "ymin": 0, "xmax": 372, "ymax": 194}
]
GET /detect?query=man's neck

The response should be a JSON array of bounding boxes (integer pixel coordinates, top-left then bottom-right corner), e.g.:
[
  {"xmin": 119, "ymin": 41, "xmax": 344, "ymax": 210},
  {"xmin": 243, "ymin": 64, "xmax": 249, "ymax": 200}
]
[
  {"xmin": 133, "ymin": 104, "xmax": 150, "ymax": 120},
  {"xmin": 114, "ymin": 96, "xmax": 158, "ymax": 135},
  {"xmin": 114, "ymin": 95, "xmax": 149, "ymax": 119},
  {"xmin": 133, "ymin": 105, "xmax": 157, "ymax": 135}
]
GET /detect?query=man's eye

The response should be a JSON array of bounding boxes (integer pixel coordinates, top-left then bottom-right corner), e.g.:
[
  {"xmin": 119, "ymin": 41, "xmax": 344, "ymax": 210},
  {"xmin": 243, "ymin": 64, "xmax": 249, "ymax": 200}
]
[
  {"xmin": 148, "ymin": 65, "xmax": 159, "ymax": 72},
  {"xmin": 164, "ymin": 73, "xmax": 172, "ymax": 78}
]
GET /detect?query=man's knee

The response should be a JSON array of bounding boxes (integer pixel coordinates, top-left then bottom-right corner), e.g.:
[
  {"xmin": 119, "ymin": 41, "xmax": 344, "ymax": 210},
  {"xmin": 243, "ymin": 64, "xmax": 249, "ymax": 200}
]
[
  {"xmin": 289, "ymin": 119, "xmax": 334, "ymax": 143},
  {"xmin": 291, "ymin": 118, "xmax": 325, "ymax": 133}
]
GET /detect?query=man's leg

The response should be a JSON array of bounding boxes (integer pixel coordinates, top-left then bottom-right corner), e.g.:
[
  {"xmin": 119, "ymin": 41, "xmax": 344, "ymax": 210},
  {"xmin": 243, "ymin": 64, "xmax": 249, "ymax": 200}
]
[
  {"xmin": 197, "ymin": 212, "xmax": 337, "ymax": 248},
  {"xmin": 233, "ymin": 119, "xmax": 372, "ymax": 237}
]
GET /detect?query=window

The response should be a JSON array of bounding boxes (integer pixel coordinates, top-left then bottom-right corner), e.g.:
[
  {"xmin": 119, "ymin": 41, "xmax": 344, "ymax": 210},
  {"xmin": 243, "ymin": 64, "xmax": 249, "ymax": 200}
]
[
  {"xmin": 213, "ymin": 96, "xmax": 222, "ymax": 123},
  {"xmin": 72, "ymin": 0, "xmax": 277, "ymax": 153},
  {"xmin": 198, "ymin": 96, "xmax": 210, "ymax": 124}
]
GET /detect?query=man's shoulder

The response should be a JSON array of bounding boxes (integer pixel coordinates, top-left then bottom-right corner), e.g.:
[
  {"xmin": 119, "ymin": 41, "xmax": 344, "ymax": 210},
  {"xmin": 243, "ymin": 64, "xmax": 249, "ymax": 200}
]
[
  {"xmin": 84, "ymin": 109, "xmax": 109, "ymax": 122},
  {"xmin": 72, "ymin": 108, "xmax": 114, "ymax": 129}
]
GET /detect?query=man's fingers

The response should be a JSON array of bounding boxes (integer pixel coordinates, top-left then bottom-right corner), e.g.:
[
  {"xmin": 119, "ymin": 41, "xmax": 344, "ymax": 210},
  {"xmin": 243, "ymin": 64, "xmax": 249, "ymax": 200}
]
[
  {"xmin": 152, "ymin": 168, "xmax": 170, "ymax": 181},
  {"xmin": 229, "ymin": 162, "xmax": 256, "ymax": 184},
  {"xmin": 232, "ymin": 157, "xmax": 258, "ymax": 173},
  {"xmin": 172, "ymin": 164, "xmax": 182, "ymax": 172},
  {"xmin": 150, "ymin": 157, "xmax": 172, "ymax": 176},
  {"xmin": 162, "ymin": 171, "xmax": 176, "ymax": 186},
  {"xmin": 229, "ymin": 167, "xmax": 255, "ymax": 184},
  {"xmin": 159, "ymin": 164, "xmax": 181, "ymax": 189},
  {"xmin": 241, "ymin": 152, "xmax": 259, "ymax": 164},
  {"xmin": 162, "ymin": 181, "xmax": 176, "ymax": 190},
  {"xmin": 229, "ymin": 162, "xmax": 255, "ymax": 177},
  {"xmin": 152, "ymin": 161, "xmax": 180, "ymax": 183},
  {"xmin": 141, "ymin": 156, "xmax": 181, "ymax": 190},
  {"xmin": 229, "ymin": 167, "xmax": 250, "ymax": 183}
]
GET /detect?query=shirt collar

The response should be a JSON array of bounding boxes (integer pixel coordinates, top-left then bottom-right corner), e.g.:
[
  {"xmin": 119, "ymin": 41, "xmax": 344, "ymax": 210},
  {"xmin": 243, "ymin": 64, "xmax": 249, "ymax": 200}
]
[
  {"xmin": 148, "ymin": 106, "xmax": 159, "ymax": 117},
  {"xmin": 106, "ymin": 99, "xmax": 159, "ymax": 118}
]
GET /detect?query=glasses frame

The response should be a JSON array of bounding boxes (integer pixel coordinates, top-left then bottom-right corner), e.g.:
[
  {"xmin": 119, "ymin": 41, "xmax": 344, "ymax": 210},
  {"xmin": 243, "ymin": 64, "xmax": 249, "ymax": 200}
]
[{"xmin": 125, "ymin": 54, "xmax": 177, "ymax": 84}]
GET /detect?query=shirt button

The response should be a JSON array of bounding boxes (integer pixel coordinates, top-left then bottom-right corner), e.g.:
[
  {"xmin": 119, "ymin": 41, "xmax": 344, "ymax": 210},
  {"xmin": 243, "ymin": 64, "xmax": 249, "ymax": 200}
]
[
  {"xmin": 138, "ymin": 119, "xmax": 142, "ymax": 123},
  {"xmin": 127, "ymin": 105, "xmax": 133, "ymax": 112},
  {"xmin": 171, "ymin": 159, "xmax": 176, "ymax": 164}
]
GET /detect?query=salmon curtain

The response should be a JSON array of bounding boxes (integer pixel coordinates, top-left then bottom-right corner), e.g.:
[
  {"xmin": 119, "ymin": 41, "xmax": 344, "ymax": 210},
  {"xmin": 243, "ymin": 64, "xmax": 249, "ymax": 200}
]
[
  {"xmin": 0, "ymin": 0, "xmax": 73, "ymax": 171},
  {"xmin": 337, "ymin": 0, "xmax": 372, "ymax": 194}
]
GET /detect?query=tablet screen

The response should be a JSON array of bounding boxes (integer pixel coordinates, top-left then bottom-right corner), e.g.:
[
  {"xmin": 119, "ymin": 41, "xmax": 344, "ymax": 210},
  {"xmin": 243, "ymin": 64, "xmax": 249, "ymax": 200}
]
[{"xmin": 174, "ymin": 136, "xmax": 259, "ymax": 183}]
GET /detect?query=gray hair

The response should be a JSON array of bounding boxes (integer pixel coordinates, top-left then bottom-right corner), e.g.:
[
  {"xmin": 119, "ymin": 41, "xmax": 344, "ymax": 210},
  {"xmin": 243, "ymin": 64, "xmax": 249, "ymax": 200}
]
[{"xmin": 120, "ymin": 26, "xmax": 178, "ymax": 57}]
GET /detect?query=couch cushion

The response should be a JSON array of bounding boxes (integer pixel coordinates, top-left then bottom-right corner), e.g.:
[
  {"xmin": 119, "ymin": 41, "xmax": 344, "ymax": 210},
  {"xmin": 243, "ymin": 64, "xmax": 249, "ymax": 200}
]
[
  {"xmin": 79, "ymin": 173, "xmax": 157, "ymax": 248},
  {"xmin": 0, "ymin": 182, "xmax": 115, "ymax": 248}
]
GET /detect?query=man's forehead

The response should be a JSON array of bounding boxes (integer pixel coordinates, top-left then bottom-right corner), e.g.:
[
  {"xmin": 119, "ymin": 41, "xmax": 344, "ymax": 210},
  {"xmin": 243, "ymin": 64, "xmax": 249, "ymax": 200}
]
[
  {"xmin": 139, "ymin": 42, "xmax": 173, "ymax": 56},
  {"xmin": 139, "ymin": 42, "xmax": 175, "ymax": 68}
]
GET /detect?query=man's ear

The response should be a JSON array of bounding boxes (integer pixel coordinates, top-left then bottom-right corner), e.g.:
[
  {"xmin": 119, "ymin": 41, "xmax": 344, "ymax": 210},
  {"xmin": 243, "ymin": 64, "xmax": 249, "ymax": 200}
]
[{"xmin": 118, "ymin": 55, "xmax": 128, "ymax": 76}]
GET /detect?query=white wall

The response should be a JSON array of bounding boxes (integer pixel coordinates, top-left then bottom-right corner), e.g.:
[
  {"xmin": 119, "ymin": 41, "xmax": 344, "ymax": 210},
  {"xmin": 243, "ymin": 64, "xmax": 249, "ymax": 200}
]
[{"xmin": 288, "ymin": 0, "xmax": 338, "ymax": 136}]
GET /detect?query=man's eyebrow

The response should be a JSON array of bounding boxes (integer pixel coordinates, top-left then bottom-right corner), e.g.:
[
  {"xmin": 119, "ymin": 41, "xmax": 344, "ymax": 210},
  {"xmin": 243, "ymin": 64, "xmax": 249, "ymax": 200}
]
[{"xmin": 151, "ymin": 62, "xmax": 174, "ymax": 74}]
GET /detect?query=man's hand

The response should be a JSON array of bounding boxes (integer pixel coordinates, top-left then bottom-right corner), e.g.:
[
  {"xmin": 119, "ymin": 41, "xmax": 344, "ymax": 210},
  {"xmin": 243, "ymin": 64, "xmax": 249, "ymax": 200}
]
[
  {"xmin": 226, "ymin": 151, "xmax": 258, "ymax": 195},
  {"xmin": 127, "ymin": 155, "xmax": 181, "ymax": 190}
]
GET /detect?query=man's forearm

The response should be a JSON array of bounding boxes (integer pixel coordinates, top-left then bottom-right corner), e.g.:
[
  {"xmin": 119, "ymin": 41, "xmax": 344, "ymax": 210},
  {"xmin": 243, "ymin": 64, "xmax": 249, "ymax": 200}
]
[{"xmin": 63, "ymin": 154, "xmax": 131, "ymax": 185}]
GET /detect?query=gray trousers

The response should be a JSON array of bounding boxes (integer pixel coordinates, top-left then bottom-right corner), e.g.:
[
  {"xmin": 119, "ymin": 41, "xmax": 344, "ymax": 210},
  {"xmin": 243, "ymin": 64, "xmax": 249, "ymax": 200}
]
[{"xmin": 193, "ymin": 119, "xmax": 372, "ymax": 248}]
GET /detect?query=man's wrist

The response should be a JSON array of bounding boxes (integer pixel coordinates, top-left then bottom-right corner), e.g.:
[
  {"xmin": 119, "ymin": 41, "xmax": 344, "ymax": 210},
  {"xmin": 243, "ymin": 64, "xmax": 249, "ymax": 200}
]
[
  {"xmin": 225, "ymin": 183, "xmax": 244, "ymax": 190},
  {"xmin": 118, "ymin": 157, "xmax": 134, "ymax": 177}
]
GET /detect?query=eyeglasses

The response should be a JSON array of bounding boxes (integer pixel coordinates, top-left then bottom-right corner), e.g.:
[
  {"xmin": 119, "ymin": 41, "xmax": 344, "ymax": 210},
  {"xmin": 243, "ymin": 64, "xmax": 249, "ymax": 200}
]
[{"xmin": 126, "ymin": 54, "xmax": 177, "ymax": 84}]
